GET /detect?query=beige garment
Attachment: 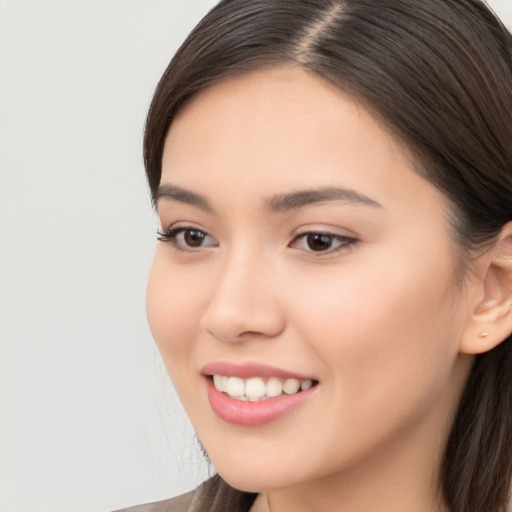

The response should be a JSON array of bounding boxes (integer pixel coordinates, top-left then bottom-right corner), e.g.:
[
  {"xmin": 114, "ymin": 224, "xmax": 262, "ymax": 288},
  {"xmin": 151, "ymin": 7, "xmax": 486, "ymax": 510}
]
[
  {"xmin": 113, "ymin": 477, "xmax": 257, "ymax": 512},
  {"xmin": 112, "ymin": 489, "xmax": 196, "ymax": 512}
]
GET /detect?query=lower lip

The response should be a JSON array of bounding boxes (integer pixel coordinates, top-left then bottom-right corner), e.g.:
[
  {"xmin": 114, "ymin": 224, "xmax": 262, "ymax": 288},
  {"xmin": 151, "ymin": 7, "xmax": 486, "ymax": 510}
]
[{"xmin": 205, "ymin": 378, "xmax": 317, "ymax": 427}]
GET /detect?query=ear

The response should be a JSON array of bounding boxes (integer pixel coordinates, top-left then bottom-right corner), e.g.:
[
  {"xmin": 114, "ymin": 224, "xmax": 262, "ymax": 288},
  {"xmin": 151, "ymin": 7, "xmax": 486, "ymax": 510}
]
[{"xmin": 460, "ymin": 221, "xmax": 512, "ymax": 355}]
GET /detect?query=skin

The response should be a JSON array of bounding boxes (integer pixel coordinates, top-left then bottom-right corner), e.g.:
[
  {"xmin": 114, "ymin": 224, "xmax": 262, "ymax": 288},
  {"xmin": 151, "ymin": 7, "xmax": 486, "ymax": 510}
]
[{"xmin": 146, "ymin": 68, "xmax": 484, "ymax": 512}]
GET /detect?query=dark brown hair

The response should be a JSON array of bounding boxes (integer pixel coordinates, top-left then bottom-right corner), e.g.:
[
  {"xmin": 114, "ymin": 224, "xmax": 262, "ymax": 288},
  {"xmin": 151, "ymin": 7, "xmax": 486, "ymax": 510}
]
[{"xmin": 144, "ymin": 1, "xmax": 512, "ymax": 511}]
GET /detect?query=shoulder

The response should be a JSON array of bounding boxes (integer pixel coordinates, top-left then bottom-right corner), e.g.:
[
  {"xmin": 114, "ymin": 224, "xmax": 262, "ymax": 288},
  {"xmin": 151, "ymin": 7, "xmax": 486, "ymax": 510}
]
[
  {"xmin": 111, "ymin": 476, "xmax": 257, "ymax": 512},
  {"xmin": 112, "ymin": 489, "xmax": 196, "ymax": 512}
]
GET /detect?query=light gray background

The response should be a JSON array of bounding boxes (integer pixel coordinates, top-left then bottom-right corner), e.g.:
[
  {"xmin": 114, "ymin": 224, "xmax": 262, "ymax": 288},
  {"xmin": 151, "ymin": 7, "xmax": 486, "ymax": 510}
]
[{"xmin": 1, "ymin": 1, "xmax": 511, "ymax": 512}]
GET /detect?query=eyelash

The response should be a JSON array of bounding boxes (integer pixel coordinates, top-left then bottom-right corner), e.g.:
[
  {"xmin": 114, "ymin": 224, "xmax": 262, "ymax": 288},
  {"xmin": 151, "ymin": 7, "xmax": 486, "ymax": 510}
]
[
  {"xmin": 157, "ymin": 227, "xmax": 219, "ymax": 251},
  {"xmin": 291, "ymin": 232, "xmax": 358, "ymax": 254},
  {"xmin": 157, "ymin": 226, "xmax": 358, "ymax": 255}
]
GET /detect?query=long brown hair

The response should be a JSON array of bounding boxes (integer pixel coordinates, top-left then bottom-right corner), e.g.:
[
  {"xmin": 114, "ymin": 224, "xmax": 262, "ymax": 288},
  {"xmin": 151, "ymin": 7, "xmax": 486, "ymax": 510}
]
[{"xmin": 144, "ymin": 1, "xmax": 512, "ymax": 511}]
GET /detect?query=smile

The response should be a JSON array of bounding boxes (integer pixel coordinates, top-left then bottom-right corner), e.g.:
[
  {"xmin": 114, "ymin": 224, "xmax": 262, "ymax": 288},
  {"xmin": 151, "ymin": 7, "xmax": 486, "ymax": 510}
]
[
  {"xmin": 212, "ymin": 375, "xmax": 314, "ymax": 401},
  {"xmin": 202, "ymin": 362, "xmax": 319, "ymax": 426}
]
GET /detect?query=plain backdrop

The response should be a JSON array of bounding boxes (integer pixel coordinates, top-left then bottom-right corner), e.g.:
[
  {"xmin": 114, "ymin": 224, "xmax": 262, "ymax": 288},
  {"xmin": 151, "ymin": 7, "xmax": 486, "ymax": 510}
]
[{"xmin": 1, "ymin": 1, "xmax": 511, "ymax": 512}]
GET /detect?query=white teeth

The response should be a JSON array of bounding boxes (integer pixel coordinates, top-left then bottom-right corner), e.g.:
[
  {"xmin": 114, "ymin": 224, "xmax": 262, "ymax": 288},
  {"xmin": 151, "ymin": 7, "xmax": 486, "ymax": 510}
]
[
  {"xmin": 226, "ymin": 377, "xmax": 245, "ymax": 398},
  {"xmin": 282, "ymin": 378, "xmax": 300, "ymax": 395},
  {"xmin": 266, "ymin": 377, "xmax": 283, "ymax": 397},
  {"xmin": 245, "ymin": 377, "xmax": 266, "ymax": 398},
  {"xmin": 301, "ymin": 379, "xmax": 313, "ymax": 391},
  {"xmin": 213, "ymin": 374, "xmax": 224, "ymax": 391},
  {"xmin": 213, "ymin": 375, "xmax": 315, "ymax": 400}
]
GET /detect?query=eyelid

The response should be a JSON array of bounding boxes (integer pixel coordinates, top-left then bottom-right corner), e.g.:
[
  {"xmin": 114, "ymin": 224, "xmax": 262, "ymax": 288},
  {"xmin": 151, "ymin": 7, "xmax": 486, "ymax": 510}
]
[
  {"xmin": 157, "ymin": 224, "xmax": 218, "ymax": 252},
  {"xmin": 290, "ymin": 230, "xmax": 358, "ymax": 255}
]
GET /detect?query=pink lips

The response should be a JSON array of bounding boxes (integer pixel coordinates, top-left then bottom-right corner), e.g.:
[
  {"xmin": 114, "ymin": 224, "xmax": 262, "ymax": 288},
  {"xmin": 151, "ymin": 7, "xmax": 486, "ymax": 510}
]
[
  {"xmin": 202, "ymin": 361, "xmax": 318, "ymax": 427},
  {"xmin": 202, "ymin": 361, "xmax": 315, "ymax": 380}
]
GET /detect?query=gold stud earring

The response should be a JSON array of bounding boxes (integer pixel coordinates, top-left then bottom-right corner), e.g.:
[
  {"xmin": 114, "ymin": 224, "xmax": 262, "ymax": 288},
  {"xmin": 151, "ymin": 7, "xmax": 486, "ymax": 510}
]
[{"xmin": 479, "ymin": 332, "xmax": 489, "ymax": 338}]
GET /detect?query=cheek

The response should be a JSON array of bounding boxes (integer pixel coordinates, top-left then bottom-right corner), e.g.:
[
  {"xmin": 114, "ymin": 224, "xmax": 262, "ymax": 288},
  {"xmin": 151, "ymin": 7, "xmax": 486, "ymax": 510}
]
[
  {"xmin": 286, "ymin": 249, "xmax": 461, "ymax": 404},
  {"xmin": 271, "ymin": 253, "xmax": 466, "ymax": 472},
  {"xmin": 146, "ymin": 254, "xmax": 205, "ymax": 373}
]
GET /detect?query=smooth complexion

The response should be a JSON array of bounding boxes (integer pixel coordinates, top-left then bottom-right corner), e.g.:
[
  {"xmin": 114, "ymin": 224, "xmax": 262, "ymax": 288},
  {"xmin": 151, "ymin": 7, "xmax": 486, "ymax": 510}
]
[{"xmin": 147, "ymin": 68, "xmax": 484, "ymax": 512}]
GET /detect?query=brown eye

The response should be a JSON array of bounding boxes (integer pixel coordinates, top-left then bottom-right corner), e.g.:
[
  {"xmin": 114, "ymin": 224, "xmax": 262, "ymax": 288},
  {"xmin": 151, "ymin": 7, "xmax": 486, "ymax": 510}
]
[
  {"xmin": 157, "ymin": 226, "xmax": 218, "ymax": 251},
  {"xmin": 305, "ymin": 233, "xmax": 334, "ymax": 251},
  {"xmin": 184, "ymin": 229, "xmax": 206, "ymax": 247},
  {"xmin": 291, "ymin": 232, "xmax": 357, "ymax": 254}
]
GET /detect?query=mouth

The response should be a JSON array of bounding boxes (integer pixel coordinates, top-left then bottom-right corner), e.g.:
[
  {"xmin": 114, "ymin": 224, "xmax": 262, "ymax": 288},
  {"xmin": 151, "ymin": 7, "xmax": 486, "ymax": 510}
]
[
  {"xmin": 211, "ymin": 374, "xmax": 317, "ymax": 401},
  {"xmin": 202, "ymin": 362, "xmax": 319, "ymax": 426}
]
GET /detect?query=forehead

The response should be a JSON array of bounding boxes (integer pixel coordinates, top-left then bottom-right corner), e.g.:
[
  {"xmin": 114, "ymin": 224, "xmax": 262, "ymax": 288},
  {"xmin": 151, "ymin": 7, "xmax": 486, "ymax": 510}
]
[
  {"xmin": 168, "ymin": 67, "xmax": 379, "ymax": 147},
  {"xmin": 164, "ymin": 69, "xmax": 408, "ymax": 182},
  {"xmin": 161, "ymin": 67, "xmax": 448, "ymax": 222}
]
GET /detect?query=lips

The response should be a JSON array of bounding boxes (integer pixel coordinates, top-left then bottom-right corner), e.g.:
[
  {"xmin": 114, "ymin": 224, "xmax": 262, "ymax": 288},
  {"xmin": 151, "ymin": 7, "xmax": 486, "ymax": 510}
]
[
  {"xmin": 202, "ymin": 361, "xmax": 316, "ymax": 380},
  {"xmin": 202, "ymin": 361, "xmax": 318, "ymax": 426}
]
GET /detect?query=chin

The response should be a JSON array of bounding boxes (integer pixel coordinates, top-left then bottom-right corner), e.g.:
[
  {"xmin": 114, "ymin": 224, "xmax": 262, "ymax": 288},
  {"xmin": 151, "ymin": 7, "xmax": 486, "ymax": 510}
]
[
  {"xmin": 206, "ymin": 451, "xmax": 306, "ymax": 494},
  {"xmin": 216, "ymin": 470, "xmax": 281, "ymax": 494}
]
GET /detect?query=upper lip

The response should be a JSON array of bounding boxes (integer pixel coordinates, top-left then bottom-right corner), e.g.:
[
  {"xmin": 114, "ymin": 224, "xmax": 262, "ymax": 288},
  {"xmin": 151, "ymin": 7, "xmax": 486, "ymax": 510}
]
[{"xmin": 201, "ymin": 361, "xmax": 316, "ymax": 381}]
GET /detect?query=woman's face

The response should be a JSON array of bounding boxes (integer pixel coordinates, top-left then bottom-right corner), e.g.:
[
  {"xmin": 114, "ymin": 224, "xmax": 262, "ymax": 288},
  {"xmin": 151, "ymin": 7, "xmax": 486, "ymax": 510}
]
[{"xmin": 147, "ymin": 68, "xmax": 474, "ymax": 494}]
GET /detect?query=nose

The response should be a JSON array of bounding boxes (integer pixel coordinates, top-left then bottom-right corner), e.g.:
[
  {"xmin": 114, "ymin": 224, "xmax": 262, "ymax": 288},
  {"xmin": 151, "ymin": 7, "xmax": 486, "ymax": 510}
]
[{"xmin": 199, "ymin": 251, "xmax": 286, "ymax": 343}]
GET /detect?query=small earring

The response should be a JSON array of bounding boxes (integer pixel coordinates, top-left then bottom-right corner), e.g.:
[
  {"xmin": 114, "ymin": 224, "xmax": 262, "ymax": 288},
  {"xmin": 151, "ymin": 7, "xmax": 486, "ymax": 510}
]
[{"xmin": 479, "ymin": 332, "xmax": 489, "ymax": 338}]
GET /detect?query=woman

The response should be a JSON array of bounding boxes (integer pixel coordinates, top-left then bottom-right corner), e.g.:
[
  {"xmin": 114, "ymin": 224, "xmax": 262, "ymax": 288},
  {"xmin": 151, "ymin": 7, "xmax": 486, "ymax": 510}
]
[{"xmin": 119, "ymin": 1, "xmax": 512, "ymax": 511}]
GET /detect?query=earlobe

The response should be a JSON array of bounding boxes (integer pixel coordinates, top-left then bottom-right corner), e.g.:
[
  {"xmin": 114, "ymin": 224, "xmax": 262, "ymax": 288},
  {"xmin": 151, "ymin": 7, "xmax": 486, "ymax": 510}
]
[{"xmin": 460, "ymin": 222, "xmax": 512, "ymax": 355}]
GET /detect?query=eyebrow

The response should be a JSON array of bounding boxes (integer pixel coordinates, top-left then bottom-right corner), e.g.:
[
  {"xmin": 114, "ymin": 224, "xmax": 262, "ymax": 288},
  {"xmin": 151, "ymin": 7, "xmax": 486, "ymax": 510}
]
[
  {"xmin": 155, "ymin": 184, "xmax": 382, "ymax": 213},
  {"xmin": 265, "ymin": 187, "xmax": 382, "ymax": 212},
  {"xmin": 156, "ymin": 184, "xmax": 214, "ymax": 212}
]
